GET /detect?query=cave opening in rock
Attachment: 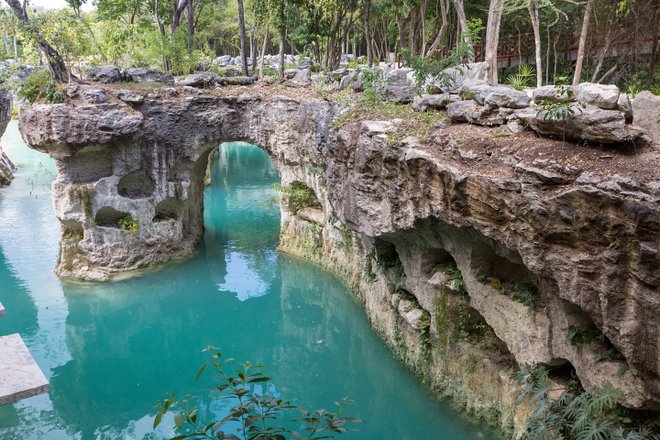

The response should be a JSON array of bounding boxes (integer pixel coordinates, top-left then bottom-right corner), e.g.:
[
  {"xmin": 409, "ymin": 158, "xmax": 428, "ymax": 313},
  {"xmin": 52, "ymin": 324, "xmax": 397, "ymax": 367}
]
[
  {"xmin": 153, "ymin": 197, "xmax": 182, "ymax": 221},
  {"xmin": 94, "ymin": 206, "xmax": 129, "ymax": 228},
  {"xmin": 118, "ymin": 169, "xmax": 156, "ymax": 199}
]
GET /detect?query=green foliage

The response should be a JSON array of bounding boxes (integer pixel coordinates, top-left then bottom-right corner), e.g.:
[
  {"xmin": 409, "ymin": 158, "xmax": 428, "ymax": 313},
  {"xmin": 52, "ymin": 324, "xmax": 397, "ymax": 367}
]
[
  {"xmin": 517, "ymin": 365, "xmax": 656, "ymax": 440},
  {"xmin": 507, "ymin": 64, "xmax": 535, "ymax": 91},
  {"xmin": 442, "ymin": 261, "xmax": 466, "ymax": 295},
  {"xmin": 153, "ymin": 348, "xmax": 360, "ymax": 440},
  {"xmin": 273, "ymin": 181, "xmax": 320, "ymax": 214},
  {"xmin": 536, "ymin": 99, "xmax": 580, "ymax": 121},
  {"xmin": 404, "ymin": 18, "xmax": 482, "ymax": 93},
  {"xmin": 118, "ymin": 214, "xmax": 138, "ymax": 235},
  {"xmin": 18, "ymin": 71, "xmax": 66, "ymax": 104}
]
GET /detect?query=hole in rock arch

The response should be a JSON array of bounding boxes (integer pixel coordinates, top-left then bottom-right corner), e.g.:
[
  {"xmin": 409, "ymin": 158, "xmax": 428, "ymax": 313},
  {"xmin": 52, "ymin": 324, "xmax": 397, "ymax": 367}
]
[
  {"xmin": 153, "ymin": 197, "xmax": 182, "ymax": 222},
  {"xmin": 62, "ymin": 147, "xmax": 113, "ymax": 184},
  {"xmin": 95, "ymin": 206, "xmax": 129, "ymax": 228},
  {"xmin": 118, "ymin": 169, "xmax": 155, "ymax": 199}
]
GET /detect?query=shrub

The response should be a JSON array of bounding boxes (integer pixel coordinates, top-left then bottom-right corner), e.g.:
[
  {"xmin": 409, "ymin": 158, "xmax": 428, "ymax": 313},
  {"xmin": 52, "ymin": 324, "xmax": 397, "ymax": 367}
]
[
  {"xmin": 118, "ymin": 214, "xmax": 139, "ymax": 235},
  {"xmin": 516, "ymin": 364, "xmax": 656, "ymax": 440},
  {"xmin": 507, "ymin": 64, "xmax": 535, "ymax": 91},
  {"xmin": 273, "ymin": 182, "xmax": 320, "ymax": 214},
  {"xmin": 19, "ymin": 70, "xmax": 66, "ymax": 104},
  {"xmin": 153, "ymin": 348, "xmax": 360, "ymax": 440}
]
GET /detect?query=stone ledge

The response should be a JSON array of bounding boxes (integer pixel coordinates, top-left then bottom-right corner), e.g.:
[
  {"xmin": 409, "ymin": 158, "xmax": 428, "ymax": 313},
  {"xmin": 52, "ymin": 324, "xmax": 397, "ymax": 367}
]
[{"xmin": 0, "ymin": 333, "xmax": 49, "ymax": 406}]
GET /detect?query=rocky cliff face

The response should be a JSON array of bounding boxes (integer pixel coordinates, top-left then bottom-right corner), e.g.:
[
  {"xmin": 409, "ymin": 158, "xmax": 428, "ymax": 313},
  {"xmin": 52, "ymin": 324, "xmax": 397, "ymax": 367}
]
[
  {"xmin": 0, "ymin": 88, "xmax": 14, "ymax": 187},
  {"xmin": 20, "ymin": 83, "xmax": 659, "ymax": 434}
]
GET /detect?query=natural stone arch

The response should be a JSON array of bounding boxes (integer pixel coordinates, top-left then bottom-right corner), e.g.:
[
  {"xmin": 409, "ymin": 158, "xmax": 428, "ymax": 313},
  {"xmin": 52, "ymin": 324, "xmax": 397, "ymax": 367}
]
[{"xmin": 21, "ymin": 92, "xmax": 339, "ymax": 281}]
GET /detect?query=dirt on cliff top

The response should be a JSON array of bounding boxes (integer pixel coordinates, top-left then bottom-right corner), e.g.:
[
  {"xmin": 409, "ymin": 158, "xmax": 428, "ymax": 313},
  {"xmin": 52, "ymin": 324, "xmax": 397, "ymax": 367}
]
[
  {"xmin": 99, "ymin": 81, "xmax": 321, "ymax": 102},
  {"xmin": 424, "ymin": 122, "xmax": 659, "ymax": 184}
]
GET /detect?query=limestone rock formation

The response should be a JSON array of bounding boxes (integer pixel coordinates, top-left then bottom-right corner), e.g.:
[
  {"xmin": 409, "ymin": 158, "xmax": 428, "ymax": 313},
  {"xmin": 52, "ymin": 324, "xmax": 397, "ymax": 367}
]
[
  {"xmin": 19, "ymin": 84, "xmax": 660, "ymax": 434},
  {"xmin": 0, "ymin": 88, "xmax": 13, "ymax": 187},
  {"xmin": 632, "ymin": 91, "xmax": 660, "ymax": 145},
  {"xmin": 86, "ymin": 66, "xmax": 123, "ymax": 84}
]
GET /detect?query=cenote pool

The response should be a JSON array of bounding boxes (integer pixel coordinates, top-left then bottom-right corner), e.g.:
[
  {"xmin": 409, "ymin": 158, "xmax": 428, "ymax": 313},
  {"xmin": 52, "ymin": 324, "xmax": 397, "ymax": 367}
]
[{"xmin": 0, "ymin": 121, "xmax": 493, "ymax": 439}]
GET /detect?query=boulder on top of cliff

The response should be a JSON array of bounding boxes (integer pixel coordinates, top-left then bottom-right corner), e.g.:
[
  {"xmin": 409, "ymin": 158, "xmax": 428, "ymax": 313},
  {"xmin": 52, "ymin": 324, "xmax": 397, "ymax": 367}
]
[
  {"xmin": 124, "ymin": 68, "xmax": 174, "ymax": 84},
  {"xmin": 483, "ymin": 85, "xmax": 531, "ymax": 109},
  {"xmin": 425, "ymin": 62, "xmax": 488, "ymax": 94},
  {"xmin": 412, "ymin": 94, "xmax": 450, "ymax": 112},
  {"xmin": 114, "ymin": 89, "xmax": 145, "ymax": 105},
  {"xmin": 447, "ymin": 100, "xmax": 507, "ymax": 126},
  {"xmin": 175, "ymin": 72, "xmax": 219, "ymax": 88},
  {"xmin": 529, "ymin": 106, "xmax": 648, "ymax": 144},
  {"xmin": 83, "ymin": 88, "xmax": 109, "ymax": 104},
  {"xmin": 284, "ymin": 68, "xmax": 312, "ymax": 88},
  {"xmin": 213, "ymin": 55, "xmax": 233, "ymax": 66},
  {"xmin": 632, "ymin": 91, "xmax": 660, "ymax": 145},
  {"xmin": 457, "ymin": 80, "xmax": 492, "ymax": 104},
  {"xmin": 216, "ymin": 76, "xmax": 258, "ymax": 86},
  {"xmin": 384, "ymin": 67, "xmax": 413, "ymax": 86},
  {"xmin": 283, "ymin": 68, "xmax": 299, "ymax": 80},
  {"xmin": 386, "ymin": 84, "xmax": 415, "ymax": 103},
  {"xmin": 532, "ymin": 85, "xmax": 574, "ymax": 103},
  {"xmin": 573, "ymin": 82, "xmax": 620, "ymax": 109},
  {"xmin": 86, "ymin": 66, "xmax": 123, "ymax": 84}
]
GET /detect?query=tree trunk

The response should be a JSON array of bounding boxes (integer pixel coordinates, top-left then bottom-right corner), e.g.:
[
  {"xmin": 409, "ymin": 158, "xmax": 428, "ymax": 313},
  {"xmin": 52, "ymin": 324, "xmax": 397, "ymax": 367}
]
[
  {"xmin": 187, "ymin": 0, "xmax": 194, "ymax": 50},
  {"xmin": 484, "ymin": 0, "xmax": 503, "ymax": 84},
  {"xmin": 259, "ymin": 23, "xmax": 270, "ymax": 78},
  {"xmin": 648, "ymin": 6, "xmax": 658, "ymax": 84},
  {"xmin": 251, "ymin": 31, "xmax": 258, "ymax": 75},
  {"xmin": 572, "ymin": 0, "xmax": 594, "ymax": 86},
  {"xmin": 364, "ymin": 0, "xmax": 373, "ymax": 67},
  {"xmin": 237, "ymin": 0, "xmax": 249, "ymax": 76},
  {"xmin": 4, "ymin": 0, "xmax": 70, "ymax": 82},
  {"xmin": 452, "ymin": 0, "xmax": 472, "ymax": 59},
  {"xmin": 279, "ymin": 27, "xmax": 285, "ymax": 80},
  {"xmin": 420, "ymin": 0, "xmax": 428, "ymax": 56},
  {"xmin": 591, "ymin": 26, "xmax": 614, "ymax": 82},
  {"xmin": 528, "ymin": 0, "xmax": 542, "ymax": 87},
  {"xmin": 426, "ymin": 0, "xmax": 448, "ymax": 56},
  {"xmin": 155, "ymin": 0, "xmax": 170, "ymax": 72},
  {"xmin": 170, "ymin": 0, "xmax": 188, "ymax": 36}
]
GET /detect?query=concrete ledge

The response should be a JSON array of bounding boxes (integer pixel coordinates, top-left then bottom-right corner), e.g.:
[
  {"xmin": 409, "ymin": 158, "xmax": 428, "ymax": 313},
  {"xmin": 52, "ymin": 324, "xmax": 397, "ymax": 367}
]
[{"xmin": 0, "ymin": 333, "xmax": 49, "ymax": 406}]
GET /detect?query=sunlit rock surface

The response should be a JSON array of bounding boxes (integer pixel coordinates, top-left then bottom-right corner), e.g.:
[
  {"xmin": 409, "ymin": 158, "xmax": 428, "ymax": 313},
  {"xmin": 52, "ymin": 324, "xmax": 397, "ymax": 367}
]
[{"xmin": 19, "ymin": 84, "xmax": 660, "ymax": 433}]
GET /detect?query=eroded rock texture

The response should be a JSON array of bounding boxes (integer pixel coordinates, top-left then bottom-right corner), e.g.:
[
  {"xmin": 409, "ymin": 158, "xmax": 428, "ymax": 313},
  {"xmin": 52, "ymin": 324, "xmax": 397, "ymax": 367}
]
[
  {"xmin": 0, "ymin": 88, "xmax": 14, "ymax": 187},
  {"xmin": 19, "ymin": 85, "xmax": 660, "ymax": 434}
]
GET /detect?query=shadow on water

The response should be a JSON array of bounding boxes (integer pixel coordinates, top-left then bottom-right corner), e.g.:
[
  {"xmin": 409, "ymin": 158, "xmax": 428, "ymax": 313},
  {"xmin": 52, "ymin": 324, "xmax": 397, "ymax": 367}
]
[{"xmin": 0, "ymin": 136, "xmax": 493, "ymax": 439}]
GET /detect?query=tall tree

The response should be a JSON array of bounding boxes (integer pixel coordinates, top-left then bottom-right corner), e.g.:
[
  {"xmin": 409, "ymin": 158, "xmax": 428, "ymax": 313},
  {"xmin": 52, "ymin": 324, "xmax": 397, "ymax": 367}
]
[
  {"xmin": 485, "ymin": 0, "xmax": 504, "ymax": 84},
  {"xmin": 528, "ymin": 0, "xmax": 542, "ymax": 87},
  {"xmin": 363, "ymin": 0, "xmax": 373, "ymax": 67},
  {"xmin": 4, "ymin": 0, "xmax": 70, "ymax": 82},
  {"xmin": 572, "ymin": 0, "xmax": 593, "ymax": 85},
  {"xmin": 237, "ymin": 0, "xmax": 249, "ymax": 75}
]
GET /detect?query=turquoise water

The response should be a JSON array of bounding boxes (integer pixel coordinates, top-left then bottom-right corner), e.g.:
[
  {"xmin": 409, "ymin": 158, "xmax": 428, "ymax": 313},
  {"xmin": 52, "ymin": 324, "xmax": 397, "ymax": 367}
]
[{"xmin": 0, "ymin": 121, "xmax": 493, "ymax": 439}]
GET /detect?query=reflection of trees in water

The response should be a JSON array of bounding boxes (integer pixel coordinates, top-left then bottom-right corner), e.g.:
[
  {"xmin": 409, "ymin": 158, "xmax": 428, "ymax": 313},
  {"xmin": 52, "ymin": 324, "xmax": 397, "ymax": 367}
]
[{"xmin": 0, "ymin": 240, "xmax": 39, "ymax": 340}]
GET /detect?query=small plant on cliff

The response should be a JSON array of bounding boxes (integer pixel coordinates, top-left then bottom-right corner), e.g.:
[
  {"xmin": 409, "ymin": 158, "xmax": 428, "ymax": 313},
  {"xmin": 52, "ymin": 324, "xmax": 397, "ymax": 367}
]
[
  {"xmin": 517, "ymin": 365, "xmax": 657, "ymax": 440},
  {"xmin": 19, "ymin": 70, "xmax": 66, "ymax": 104},
  {"xmin": 153, "ymin": 347, "xmax": 360, "ymax": 440},
  {"xmin": 273, "ymin": 182, "xmax": 320, "ymax": 214},
  {"xmin": 118, "ymin": 214, "xmax": 139, "ymax": 235}
]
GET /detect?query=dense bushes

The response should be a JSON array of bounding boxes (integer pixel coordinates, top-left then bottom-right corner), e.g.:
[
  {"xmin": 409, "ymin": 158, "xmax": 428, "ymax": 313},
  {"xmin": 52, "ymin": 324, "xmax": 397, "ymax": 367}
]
[{"xmin": 18, "ymin": 70, "xmax": 66, "ymax": 104}]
